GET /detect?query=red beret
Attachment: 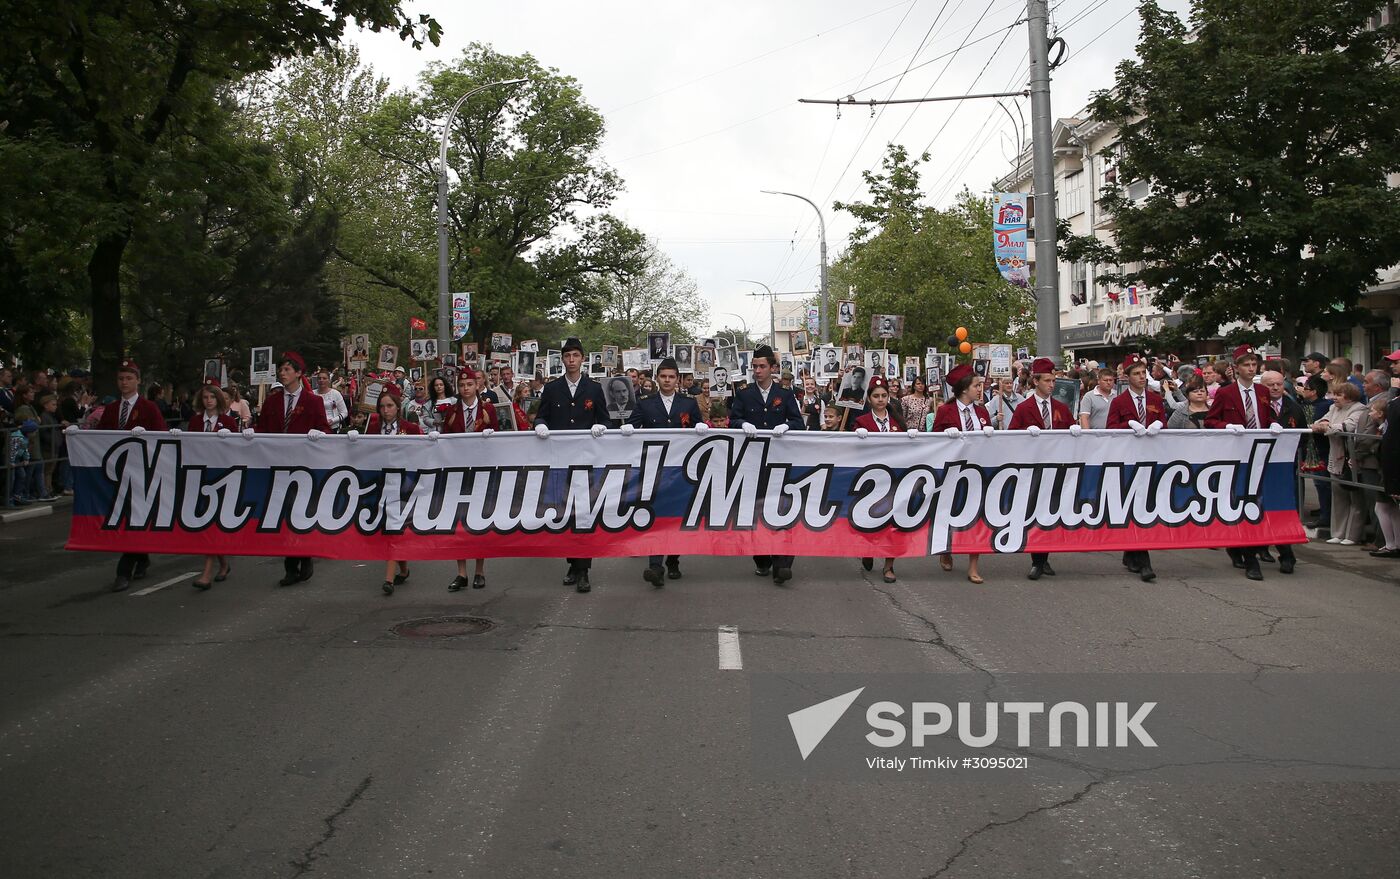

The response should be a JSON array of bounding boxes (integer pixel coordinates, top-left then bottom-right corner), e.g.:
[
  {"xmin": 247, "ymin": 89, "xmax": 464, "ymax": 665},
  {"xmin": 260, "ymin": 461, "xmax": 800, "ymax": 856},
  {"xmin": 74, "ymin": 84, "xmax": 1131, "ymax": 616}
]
[
  {"xmin": 1232, "ymin": 344, "xmax": 1257, "ymax": 361},
  {"xmin": 1122, "ymin": 353, "xmax": 1146, "ymax": 371},
  {"xmin": 868, "ymin": 374, "xmax": 890, "ymax": 392},
  {"xmin": 946, "ymin": 363, "xmax": 974, "ymax": 387},
  {"xmin": 379, "ymin": 382, "xmax": 402, "ymax": 402},
  {"xmin": 1032, "ymin": 357, "xmax": 1056, "ymax": 375},
  {"xmin": 117, "ymin": 359, "xmax": 140, "ymax": 376},
  {"xmin": 280, "ymin": 350, "xmax": 306, "ymax": 373},
  {"xmin": 459, "ymin": 366, "xmax": 479, "ymax": 381}
]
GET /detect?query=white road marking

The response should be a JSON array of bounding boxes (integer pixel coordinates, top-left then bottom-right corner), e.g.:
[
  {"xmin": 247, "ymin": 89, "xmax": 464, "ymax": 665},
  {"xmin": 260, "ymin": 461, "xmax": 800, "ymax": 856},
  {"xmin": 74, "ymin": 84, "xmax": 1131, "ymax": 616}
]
[
  {"xmin": 130, "ymin": 572, "xmax": 199, "ymax": 596},
  {"xmin": 717, "ymin": 625, "xmax": 742, "ymax": 670}
]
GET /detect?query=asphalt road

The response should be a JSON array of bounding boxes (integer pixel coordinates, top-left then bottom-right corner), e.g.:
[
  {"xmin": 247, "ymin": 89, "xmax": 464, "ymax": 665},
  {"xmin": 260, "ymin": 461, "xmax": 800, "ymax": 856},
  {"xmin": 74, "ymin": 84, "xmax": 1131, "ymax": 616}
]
[{"xmin": 1, "ymin": 512, "xmax": 1398, "ymax": 878}]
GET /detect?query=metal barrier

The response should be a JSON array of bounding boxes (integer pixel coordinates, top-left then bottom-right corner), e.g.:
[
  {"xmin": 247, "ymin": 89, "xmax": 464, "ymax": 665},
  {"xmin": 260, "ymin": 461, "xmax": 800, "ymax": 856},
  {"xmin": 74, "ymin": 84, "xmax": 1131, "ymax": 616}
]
[{"xmin": 2, "ymin": 416, "xmax": 190, "ymax": 508}]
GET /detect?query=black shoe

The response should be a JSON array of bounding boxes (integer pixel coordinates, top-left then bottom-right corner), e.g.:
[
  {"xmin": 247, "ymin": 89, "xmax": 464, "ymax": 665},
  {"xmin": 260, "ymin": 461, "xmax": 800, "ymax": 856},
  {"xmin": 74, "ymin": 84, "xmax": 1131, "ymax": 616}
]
[
  {"xmin": 563, "ymin": 567, "xmax": 580, "ymax": 586},
  {"xmin": 133, "ymin": 564, "xmax": 149, "ymax": 580},
  {"xmin": 278, "ymin": 574, "xmax": 300, "ymax": 587},
  {"xmin": 382, "ymin": 580, "xmax": 394, "ymax": 596},
  {"xmin": 1027, "ymin": 565, "xmax": 1044, "ymax": 581},
  {"xmin": 773, "ymin": 566, "xmax": 792, "ymax": 584},
  {"xmin": 1279, "ymin": 557, "xmax": 1296, "ymax": 574},
  {"xmin": 1231, "ymin": 557, "xmax": 1247, "ymax": 570},
  {"xmin": 1369, "ymin": 548, "xmax": 1400, "ymax": 559},
  {"xmin": 1139, "ymin": 564, "xmax": 1156, "ymax": 583},
  {"xmin": 1125, "ymin": 558, "xmax": 1141, "ymax": 574},
  {"xmin": 472, "ymin": 574, "xmax": 486, "ymax": 589},
  {"xmin": 666, "ymin": 562, "xmax": 682, "ymax": 580},
  {"xmin": 214, "ymin": 564, "xmax": 231, "ymax": 583},
  {"xmin": 112, "ymin": 576, "xmax": 130, "ymax": 592},
  {"xmin": 448, "ymin": 575, "xmax": 468, "ymax": 592},
  {"xmin": 193, "ymin": 578, "xmax": 212, "ymax": 591},
  {"xmin": 393, "ymin": 568, "xmax": 409, "ymax": 585},
  {"xmin": 576, "ymin": 571, "xmax": 591, "ymax": 593},
  {"xmin": 1042, "ymin": 561, "xmax": 1056, "ymax": 576},
  {"xmin": 754, "ymin": 564, "xmax": 772, "ymax": 577},
  {"xmin": 861, "ymin": 557, "xmax": 874, "ymax": 571},
  {"xmin": 300, "ymin": 558, "xmax": 314, "ymax": 581},
  {"xmin": 1257, "ymin": 549, "xmax": 1275, "ymax": 563},
  {"xmin": 1245, "ymin": 564, "xmax": 1263, "ymax": 581},
  {"xmin": 643, "ymin": 565, "xmax": 664, "ymax": 587}
]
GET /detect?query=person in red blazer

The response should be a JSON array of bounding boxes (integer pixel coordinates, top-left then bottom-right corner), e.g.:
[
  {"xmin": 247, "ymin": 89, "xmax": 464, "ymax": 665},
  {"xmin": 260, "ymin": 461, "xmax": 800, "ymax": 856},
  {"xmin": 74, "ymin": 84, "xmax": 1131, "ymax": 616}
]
[
  {"xmin": 188, "ymin": 382, "xmax": 239, "ymax": 590},
  {"xmin": 1205, "ymin": 345, "xmax": 1273, "ymax": 580},
  {"xmin": 1008, "ymin": 357, "xmax": 1071, "ymax": 579},
  {"xmin": 437, "ymin": 367, "xmax": 499, "ymax": 434},
  {"xmin": 256, "ymin": 351, "xmax": 330, "ymax": 586},
  {"xmin": 1106, "ymin": 354, "xmax": 1168, "ymax": 583},
  {"xmin": 929, "ymin": 362, "xmax": 991, "ymax": 432},
  {"xmin": 101, "ymin": 359, "xmax": 169, "ymax": 592},
  {"xmin": 928, "ymin": 362, "xmax": 987, "ymax": 584},
  {"xmin": 853, "ymin": 376, "xmax": 905, "ymax": 584},
  {"xmin": 365, "ymin": 385, "xmax": 421, "ymax": 595}
]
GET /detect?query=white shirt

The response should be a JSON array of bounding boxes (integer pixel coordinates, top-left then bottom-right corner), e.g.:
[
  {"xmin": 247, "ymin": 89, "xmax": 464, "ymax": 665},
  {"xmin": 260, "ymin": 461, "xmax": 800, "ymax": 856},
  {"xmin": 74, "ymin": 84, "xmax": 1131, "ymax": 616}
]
[
  {"xmin": 565, "ymin": 374, "xmax": 581, "ymax": 397},
  {"xmin": 1034, "ymin": 393, "xmax": 1054, "ymax": 427},
  {"xmin": 1238, "ymin": 380, "xmax": 1258, "ymax": 425},
  {"xmin": 203, "ymin": 413, "xmax": 219, "ymax": 432},
  {"xmin": 959, "ymin": 401, "xmax": 980, "ymax": 430},
  {"xmin": 459, "ymin": 397, "xmax": 479, "ymax": 431},
  {"xmin": 317, "ymin": 387, "xmax": 347, "ymax": 428},
  {"xmin": 282, "ymin": 385, "xmax": 301, "ymax": 414},
  {"xmin": 873, "ymin": 412, "xmax": 891, "ymax": 432},
  {"xmin": 758, "ymin": 382, "xmax": 773, "ymax": 403},
  {"xmin": 659, "ymin": 393, "xmax": 675, "ymax": 415}
]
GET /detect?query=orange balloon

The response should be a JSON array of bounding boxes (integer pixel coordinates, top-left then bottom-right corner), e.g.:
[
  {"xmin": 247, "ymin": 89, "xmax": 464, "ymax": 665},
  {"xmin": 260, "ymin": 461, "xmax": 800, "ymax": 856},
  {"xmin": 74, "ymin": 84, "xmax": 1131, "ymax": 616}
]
[
  {"xmin": 955, "ymin": 326, "xmax": 969, "ymax": 341},
  {"xmin": 958, "ymin": 341, "xmax": 972, "ymax": 354}
]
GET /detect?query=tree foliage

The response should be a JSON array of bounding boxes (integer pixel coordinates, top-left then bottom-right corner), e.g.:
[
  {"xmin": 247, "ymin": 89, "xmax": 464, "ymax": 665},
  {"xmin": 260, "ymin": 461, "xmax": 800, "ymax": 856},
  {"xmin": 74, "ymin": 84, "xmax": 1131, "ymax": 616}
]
[
  {"xmin": 830, "ymin": 145, "xmax": 1035, "ymax": 358},
  {"xmin": 567, "ymin": 243, "xmax": 707, "ymax": 349},
  {"xmin": 1069, "ymin": 0, "xmax": 1400, "ymax": 361}
]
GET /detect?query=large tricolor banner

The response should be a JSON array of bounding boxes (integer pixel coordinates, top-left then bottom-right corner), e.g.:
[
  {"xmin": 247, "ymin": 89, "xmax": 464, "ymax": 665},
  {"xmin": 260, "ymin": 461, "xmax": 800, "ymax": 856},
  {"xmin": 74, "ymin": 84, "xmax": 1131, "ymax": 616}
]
[{"xmin": 66, "ymin": 428, "xmax": 1305, "ymax": 559}]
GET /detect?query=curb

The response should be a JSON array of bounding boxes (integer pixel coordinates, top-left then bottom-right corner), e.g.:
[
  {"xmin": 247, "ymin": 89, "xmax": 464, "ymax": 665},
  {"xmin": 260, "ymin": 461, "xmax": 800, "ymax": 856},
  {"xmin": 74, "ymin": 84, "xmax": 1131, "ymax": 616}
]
[{"xmin": 0, "ymin": 495, "xmax": 73, "ymax": 525}]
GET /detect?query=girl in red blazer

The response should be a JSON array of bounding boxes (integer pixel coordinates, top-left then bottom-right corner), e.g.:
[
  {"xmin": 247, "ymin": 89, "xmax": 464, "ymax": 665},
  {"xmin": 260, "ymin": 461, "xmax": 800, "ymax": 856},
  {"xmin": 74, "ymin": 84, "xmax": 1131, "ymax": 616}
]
[
  {"xmin": 190, "ymin": 383, "xmax": 238, "ymax": 590},
  {"xmin": 369, "ymin": 386, "xmax": 421, "ymax": 595},
  {"xmin": 855, "ymin": 376, "xmax": 905, "ymax": 583},
  {"xmin": 928, "ymin": 363, "xmax": 987, "ymax": 584}
]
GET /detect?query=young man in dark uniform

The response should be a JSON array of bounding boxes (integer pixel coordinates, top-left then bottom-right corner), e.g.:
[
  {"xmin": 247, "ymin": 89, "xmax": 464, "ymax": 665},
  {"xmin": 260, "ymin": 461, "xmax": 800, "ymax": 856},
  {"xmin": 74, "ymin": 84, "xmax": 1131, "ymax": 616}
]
[
  {"xmin": 1105, "ymin": 354, "xmax": 1168, "ymax": 582},
  {"xmin": 99, "ymin": 359, "xmax": 169, "ymax": 591},
  {"xmin": 533, "ymin": 337, "xmax": 611, "ymax": 592},
  {"xmin": 256, "ymin": 351, "xmax": 331, "ymax": 586},
  {"xmin": 628, "ymin": 357, "xmax": 703, "ymax": 586},
  {"xmin": 1008, "ymin": 357, "xmax": 1075, "ymax": 580},
  {"xmin": 728, "ymin": 344, "xmax": 805, "ymax": 585}
]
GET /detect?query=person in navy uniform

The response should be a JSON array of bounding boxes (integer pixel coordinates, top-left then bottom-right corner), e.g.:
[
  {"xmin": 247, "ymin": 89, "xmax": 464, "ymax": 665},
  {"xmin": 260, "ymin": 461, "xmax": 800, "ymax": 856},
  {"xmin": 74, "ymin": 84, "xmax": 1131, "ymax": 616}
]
[
  {"xmin": 256, "ymin": 351, "xmax": 331, "ymax": 587},
  {"xmin": 534, "ymin": 337, "xmax": 611, "ymax": 592},
  {"xmin": 99, "ymin": 358, "xmax": 169, "ymax": 592},
  {"xmin": 628, "ymin": 357, "xmax": 703, "ymax": 586},
  {"xmin": 729, "ymin": 344, "xmax": 805, "ymax": 585},
  {"xmin": 1105, "ymin": 353, "xmax": 1168, "ymax": 583}
]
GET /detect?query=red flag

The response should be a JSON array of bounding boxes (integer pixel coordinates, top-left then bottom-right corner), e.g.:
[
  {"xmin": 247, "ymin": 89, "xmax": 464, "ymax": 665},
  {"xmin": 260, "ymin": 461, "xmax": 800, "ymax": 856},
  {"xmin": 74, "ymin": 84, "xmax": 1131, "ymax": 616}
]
[{"xmin": 410, "ymin": 317, "xmax": 428, "ymax": 331}]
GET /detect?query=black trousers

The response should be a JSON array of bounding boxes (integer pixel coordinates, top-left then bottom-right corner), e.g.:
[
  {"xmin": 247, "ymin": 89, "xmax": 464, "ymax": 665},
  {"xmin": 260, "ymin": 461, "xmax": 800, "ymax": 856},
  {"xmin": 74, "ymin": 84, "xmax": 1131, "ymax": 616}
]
[
  {"xmin": 1030, "ymin": 552, "xmax": 1049, "ymax": 566},
  {"xmin": 116, "ymin": 553, "xmax": 149, "ymax": 577},
  {"xmin": 567, "ymin": 557, "xmax": 591, "ymax": 571},
  {"xmin": 284, "ymin": 557, "xmax": 311, "ymax": 575},
  {"xmin": 648, "ymin": 554, "xmax": 680, "ymax": 568},
  {"xmin": 754, "ymin": 554, "xmax": 794, "ymax": 570}
]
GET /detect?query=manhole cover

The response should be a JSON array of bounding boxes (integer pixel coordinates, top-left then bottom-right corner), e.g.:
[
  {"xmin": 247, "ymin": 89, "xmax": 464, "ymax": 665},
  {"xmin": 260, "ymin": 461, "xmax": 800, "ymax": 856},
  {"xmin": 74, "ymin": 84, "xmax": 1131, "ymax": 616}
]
[{"xmin": 391, "ymin": 616, "xmax": 495, "ymax": 638}]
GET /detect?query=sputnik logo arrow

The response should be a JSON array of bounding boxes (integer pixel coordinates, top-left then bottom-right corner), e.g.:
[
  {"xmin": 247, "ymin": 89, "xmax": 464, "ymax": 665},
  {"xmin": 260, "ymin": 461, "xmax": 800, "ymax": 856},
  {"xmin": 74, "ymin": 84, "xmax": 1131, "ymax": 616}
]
[{"xmin": 787, "ymin": 687, "xmax": 865, "ymax": 760}]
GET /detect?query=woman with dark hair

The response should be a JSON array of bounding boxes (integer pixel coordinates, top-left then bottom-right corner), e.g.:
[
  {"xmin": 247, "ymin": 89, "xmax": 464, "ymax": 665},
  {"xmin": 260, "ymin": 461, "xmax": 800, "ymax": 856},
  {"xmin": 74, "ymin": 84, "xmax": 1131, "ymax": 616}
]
[
  {"xmin": 855, "ymin": 375, "xmax": 905, "ymax": 582},
  {"xmin": 368, "ymin": 385, "xmax": 422, "ymax": 595},
  {"xmin": 901, "ymin": 374, "xmax": 931, "ymax": 432},
  {"xmin": 189, "ymin": 384, "xmax": 240, "ymax": 590},
  {"xmin": 1166, "ymin": 376, "xmax": 1212, "ymax": 429},
  {"xmin": 927, "ymin": 363, "xmax": 989, "ymax": 584},
  {"xmin": 420, "ymin": 374, "xmax": 456, "ymax": 433}
]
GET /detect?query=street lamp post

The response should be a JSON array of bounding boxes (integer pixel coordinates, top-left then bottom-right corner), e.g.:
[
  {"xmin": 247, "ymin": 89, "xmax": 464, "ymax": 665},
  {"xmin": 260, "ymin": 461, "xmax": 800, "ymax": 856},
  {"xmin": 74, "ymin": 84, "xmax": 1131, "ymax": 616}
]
[
  {"xmin": 716, "ymin": 312, "xmax": 750, "ymax": 350},
  {"xmin": 760, "ymin": 190, "xmax": 828, "ymax": 344},
  {"xmin": 739, "ymin": 279, "xmax": 774, "ymax": 347},
  {"xmin": 438, "ymin": 78, "xmax": 528, "ymax": 357}
]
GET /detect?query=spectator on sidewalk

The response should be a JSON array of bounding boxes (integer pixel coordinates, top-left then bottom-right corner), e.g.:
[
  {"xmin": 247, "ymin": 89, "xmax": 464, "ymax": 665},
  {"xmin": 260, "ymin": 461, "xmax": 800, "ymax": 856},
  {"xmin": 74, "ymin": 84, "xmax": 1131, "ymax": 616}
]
[
  {"xmin": 7, "ymin": 420, "xmax": 38, "ymax": 505},
  {"xmin": 37, "ymin": 394, "xmax": 64, "ymax": 498},
  {"xmin": 0, "ymin": 367, "xmax": 15, "ymax": 415},
  {"xmin": 1314, "ymin": 382, "xmax": 1368, "ymax": 546}
]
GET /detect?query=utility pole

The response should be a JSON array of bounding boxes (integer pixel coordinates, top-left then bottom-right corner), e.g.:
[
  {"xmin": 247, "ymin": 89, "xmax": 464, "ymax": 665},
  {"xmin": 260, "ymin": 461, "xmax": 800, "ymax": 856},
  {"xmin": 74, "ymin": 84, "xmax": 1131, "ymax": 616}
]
[
  {"xmin": 1027, "ymin": 0, "xmax": 1061, "ymax": 357},
  {"xmin": 760, "ymin": 190, "xmax": 829, "ymax": 343}
]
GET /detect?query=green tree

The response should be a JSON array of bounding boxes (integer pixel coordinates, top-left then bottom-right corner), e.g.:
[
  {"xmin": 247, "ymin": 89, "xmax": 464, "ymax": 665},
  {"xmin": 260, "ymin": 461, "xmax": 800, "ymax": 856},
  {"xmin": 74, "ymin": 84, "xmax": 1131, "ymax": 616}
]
[
  {"xmin": 1, "ymin": 1, "xmax": 439, "ymax": 391},
  {"xmin": 830, "ymin": 145, "xmax": 1035, "ymax": 359},
  {"xmin": 1069, "ymin": 0, "xmax": 1400, "ymax": 362},
  {"xmin": 568, "ymin": 243, "xmax": 707, "ymax": 349}
]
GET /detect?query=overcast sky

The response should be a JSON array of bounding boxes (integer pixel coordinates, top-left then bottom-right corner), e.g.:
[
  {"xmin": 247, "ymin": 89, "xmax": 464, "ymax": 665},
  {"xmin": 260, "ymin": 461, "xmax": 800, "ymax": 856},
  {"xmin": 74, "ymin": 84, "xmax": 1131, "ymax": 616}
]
[{"xmin": 351, "ymin": 0, "xmax": 1191, "ymax": 338}]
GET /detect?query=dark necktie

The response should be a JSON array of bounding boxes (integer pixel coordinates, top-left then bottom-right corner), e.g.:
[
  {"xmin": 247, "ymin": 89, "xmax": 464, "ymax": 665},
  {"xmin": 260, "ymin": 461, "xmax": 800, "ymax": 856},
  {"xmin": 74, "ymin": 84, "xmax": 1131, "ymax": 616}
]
[
  {"xmin": 285, "ymin": 393, "xmax": 294, "ymax": 421},
  {"xmin": 1041, "ymin": 399, "xmax": 1051, "ymax": 428},
  {"xmin": 964, "ymin": 407, "xmax": 975, "ymax": 430},
  {"xmin": 119, "ymin": 400, "xmax": 131, "ymax": 428},
  {"xmin": 1136, "ymin": 394, "xmax": 1145, "ymax": 421},
  {"xmin": 1243, "ymin": 388, "xmax": 1258, "ymax": 429}
]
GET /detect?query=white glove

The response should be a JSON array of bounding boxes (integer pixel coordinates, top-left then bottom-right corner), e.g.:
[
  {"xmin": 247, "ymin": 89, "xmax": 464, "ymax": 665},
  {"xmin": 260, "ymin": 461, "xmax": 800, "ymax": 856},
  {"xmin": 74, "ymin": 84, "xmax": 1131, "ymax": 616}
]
[
  {"xmin": 216, "ymin": 428, "xmax": 231, "ymax": 436},
  {"xmin": 1068, "ymin": 423, "xmax": 1083, "ymax": 436},
  {"xmin": 308, "ymin": 429, "xmax": 324, "ymax": 440},
  {"xmin": 982, "ymin": 425, "xmax": 995, "ymax": 436},
  {"xmin": 428, "ymin": 430, "xmax": 441, "ymax": 440},
  {"xmin": 742, "ymin": 422, "xmax": 758, "ymax": 437},
  {"xmin": 535, "ymin": 423, "xmax": 550, "ymax": 439},
  {"xmin": 242, "ymin": 428, "xmax": 256, "ymax": 440},
  {"xmin": 1227, "ymin": 423, "xmax": 1245, "ymax": 434},
  {"xmin": 590, "ymin": 423, "xmax": 607, "ymax": 438},
  {"xmin": 855, "ymin": 427, "xmax": 869, "ymax": 438},
  {"xmin": 620, "ymin": 423, "xmax": 635, "ymax": 436},
  {"xmin": 907, "ymin": 428, "xmax": 919, "ymax": 437},
  {"xmin": 772, "ymin": 424, "xmax": 789, "ymax": 437},
  {"xmin": 695, "ymin": 421, "xmax": 709, "ymax": 434},
  {"xmin": 481, "ymin": 428, "xmax": 495, "ymax": 437},
  {"xmin": 346, "ymin": 429, "xmax": 359, "ymax": 441},
  {"xmin": 131, "ymin": 425, "xmax": 145, "ymax": 435},
  {"xmin": 64, "ymin": 424, "xmax": 79, "ymax": 435},
  {"xmin": 1129, "ymin": 419, "xmax": 1147, "ymax": 436},
  {"xmin": 168, "ymin": 428, "xmax": 182, "ymax": 436},
  {"xmin": 943, "ymin": 427, "xmax": 962, "ymax": 438},
  {"xmin": 1027, "ymin": 425, "xmax": 1042, "ymax": 436},
  {"xmin": 1146, "ymin": 421, "xmax": 1163, "ymax": 435},
  {"xmin": 1269, "ymin": 422, "xmax": 1284, "ymax": 435}
]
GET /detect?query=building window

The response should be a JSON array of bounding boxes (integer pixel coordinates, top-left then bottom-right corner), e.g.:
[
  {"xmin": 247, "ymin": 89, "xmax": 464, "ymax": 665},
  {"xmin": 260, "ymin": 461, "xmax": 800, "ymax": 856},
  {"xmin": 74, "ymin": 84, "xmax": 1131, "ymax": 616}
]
[
  {"xmin": 1063, "ymin": 171, "xmax": 1085, "ymax": 217},
  {"xmin": 1070, "ymin": 262, "xmax": 1087, "ymax": 306}
]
